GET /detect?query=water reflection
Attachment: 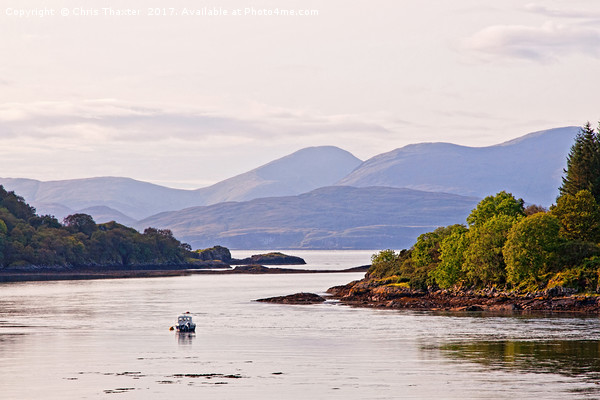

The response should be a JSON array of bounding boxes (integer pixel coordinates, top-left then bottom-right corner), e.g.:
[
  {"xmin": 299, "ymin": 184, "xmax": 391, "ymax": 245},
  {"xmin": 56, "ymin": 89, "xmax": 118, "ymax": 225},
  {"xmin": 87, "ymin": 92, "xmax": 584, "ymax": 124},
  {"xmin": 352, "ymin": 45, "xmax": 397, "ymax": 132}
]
[
  {"xmin": 176, "ymin": 331, "xmax": 195, "ymax": 346},
  {"xmin": 436, "ymin": 340, "xmax": 600, "ymax": 379}
]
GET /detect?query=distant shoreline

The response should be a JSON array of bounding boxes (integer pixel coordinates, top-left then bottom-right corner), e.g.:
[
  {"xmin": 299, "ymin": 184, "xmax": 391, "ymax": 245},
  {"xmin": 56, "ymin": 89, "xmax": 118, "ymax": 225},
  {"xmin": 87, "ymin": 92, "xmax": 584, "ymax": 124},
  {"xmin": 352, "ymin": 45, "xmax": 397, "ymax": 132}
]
[{"xmin": 0, "ymin": 265, "xmax": 369, "ymax": 283}]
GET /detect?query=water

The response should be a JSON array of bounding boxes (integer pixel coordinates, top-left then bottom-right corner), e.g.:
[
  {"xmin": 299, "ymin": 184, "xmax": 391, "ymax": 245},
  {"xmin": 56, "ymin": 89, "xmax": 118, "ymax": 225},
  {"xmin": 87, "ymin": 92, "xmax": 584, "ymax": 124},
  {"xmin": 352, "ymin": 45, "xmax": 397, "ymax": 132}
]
[{"xmin": 1, "ymin": 251, "xmax": 599, "ymax": 399}]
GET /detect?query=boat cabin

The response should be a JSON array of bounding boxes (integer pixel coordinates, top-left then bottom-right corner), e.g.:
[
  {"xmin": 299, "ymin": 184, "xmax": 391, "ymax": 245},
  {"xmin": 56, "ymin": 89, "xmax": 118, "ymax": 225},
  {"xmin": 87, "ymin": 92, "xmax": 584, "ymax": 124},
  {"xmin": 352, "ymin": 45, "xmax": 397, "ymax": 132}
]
[{"xmin": 176, "ymin": 314, "xmax": 196, "ymax": 332}]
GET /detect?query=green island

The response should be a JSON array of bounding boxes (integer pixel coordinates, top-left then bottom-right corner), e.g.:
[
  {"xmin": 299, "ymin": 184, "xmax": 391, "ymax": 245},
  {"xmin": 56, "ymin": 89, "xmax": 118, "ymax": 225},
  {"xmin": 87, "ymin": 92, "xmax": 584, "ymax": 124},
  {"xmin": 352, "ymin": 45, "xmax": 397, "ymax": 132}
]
[
  {"xmin": 0, "ymin": 187, "xmax": 199, "ymax": 273},
  {"xmin": 329, "ymin": 122, "xmax": 600, "ymax": 312},
  {"xmin": 0, "ymin": 194, "xmax": 322, "ymax": 281}
]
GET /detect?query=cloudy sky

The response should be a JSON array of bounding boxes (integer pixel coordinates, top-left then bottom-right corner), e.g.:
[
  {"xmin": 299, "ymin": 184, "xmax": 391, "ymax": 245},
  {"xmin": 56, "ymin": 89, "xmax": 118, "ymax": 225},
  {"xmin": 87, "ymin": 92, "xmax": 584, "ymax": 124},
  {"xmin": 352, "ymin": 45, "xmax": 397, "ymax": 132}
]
[{"xmin": 1, "ymin": 0, "xmax": 599, "ymax": 188}]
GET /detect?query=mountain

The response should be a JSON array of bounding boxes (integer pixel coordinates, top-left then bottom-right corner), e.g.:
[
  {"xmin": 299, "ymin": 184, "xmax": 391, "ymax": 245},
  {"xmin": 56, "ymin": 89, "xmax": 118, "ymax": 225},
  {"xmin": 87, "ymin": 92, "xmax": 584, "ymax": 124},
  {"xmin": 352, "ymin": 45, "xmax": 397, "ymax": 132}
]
[
  {"xmin": 337, "ymin": 127, "xmax": 579, "ymax": 206},
  {"xmin": 0, "ymin": 177, "xmax": 201, "ymax": 221},
  {"xmin": 0, "ymin": 146, "xmax": 362, "ymax": 222},
  {"xmin": 77, "ymin": 206, "xmax": 138, "ymax": 227},
  {"xmin": 137, "ymin": 186, "xmax": 480, "ymax": 250},
  {"xmin": 195, "ymin": 146, "xmax": 362, "ymax": 204}
]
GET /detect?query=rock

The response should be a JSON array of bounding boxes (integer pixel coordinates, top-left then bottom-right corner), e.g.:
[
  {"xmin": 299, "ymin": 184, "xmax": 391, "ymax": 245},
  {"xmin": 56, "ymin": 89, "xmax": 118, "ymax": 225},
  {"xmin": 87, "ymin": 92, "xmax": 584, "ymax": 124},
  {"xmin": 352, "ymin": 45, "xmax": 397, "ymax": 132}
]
[
  {"xmin": 543, "ymin": 286, "xmax": 577, "ymax": 297},
  {"xmin": 194, "ymin": 246, "xmax": 232, "ymax": 262},
  {"xmin": 256, "ymin": 292, "xmax": 326, "ymax": 304},
  {"xmin": 232, "ymin": 265, "xmax": 274, "ymax": 273},
  {"xmin": 465, "ymin": 305, "xmax": 484, "ymax": 311},
  {"xmin": 232, "ymin": 252, "xmax": 306, "ymax": 265}
]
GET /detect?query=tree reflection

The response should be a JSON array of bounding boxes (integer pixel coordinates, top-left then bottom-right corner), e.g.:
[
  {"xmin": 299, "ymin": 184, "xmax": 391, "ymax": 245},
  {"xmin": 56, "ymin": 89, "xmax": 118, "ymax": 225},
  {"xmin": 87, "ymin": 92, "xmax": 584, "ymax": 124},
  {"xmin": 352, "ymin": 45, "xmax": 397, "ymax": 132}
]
[{"xmin": 438, "ymin": 340, "xmax": 600, "ymax": 379}]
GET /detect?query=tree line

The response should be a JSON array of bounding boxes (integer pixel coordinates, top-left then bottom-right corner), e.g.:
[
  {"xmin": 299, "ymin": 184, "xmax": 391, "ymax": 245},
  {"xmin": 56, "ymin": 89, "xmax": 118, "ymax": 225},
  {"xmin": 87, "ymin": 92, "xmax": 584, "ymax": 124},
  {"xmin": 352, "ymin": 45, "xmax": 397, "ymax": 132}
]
[
  {"xmin": 0, "ymin": 187, "xmax": 193, "ymax": 269},
  {"xmin": 369, "ymin": 122, "xmax": 600, "ymax": 293}
]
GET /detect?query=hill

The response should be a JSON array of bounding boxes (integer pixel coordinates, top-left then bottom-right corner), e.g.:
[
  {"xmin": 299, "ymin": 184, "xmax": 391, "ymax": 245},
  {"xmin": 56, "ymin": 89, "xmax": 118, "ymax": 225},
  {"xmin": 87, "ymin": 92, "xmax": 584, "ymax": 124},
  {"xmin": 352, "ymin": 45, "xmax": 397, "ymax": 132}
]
[
  {"xmin": 0, "ymin": 177, "xmax": 200, "ymax": 221},
  {"xmin": 0, "ymin": 185, "xmax": 192, "ymax": 269},
  {"xmin": 195, "ymin": 146, "xmax": 362, "ymax": 204},
  {"xmin": 137, "ymin": 186, "xmax": 480, "ymax": 250},
  {"xmin": 0, "ymin": 146, "xmax": 361, "ymax": 222},
  {"xmin": 337, "ymin": 127, "xmax": 579, "ymax": 206}
]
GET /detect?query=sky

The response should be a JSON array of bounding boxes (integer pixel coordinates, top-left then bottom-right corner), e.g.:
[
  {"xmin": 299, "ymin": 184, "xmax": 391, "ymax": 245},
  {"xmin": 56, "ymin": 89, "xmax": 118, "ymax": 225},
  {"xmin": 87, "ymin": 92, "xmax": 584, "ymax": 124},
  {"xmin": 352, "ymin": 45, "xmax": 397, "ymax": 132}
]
[{"xmin": 1, "ymin": 0, "xmax": 599, "ymax": 189}]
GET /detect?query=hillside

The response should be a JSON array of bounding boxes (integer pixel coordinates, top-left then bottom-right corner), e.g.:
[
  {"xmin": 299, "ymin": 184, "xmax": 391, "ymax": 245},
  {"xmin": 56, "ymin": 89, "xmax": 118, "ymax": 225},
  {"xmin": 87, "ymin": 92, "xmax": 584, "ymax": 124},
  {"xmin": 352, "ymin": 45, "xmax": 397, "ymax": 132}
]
[
  {"xmin": 0, "ymin": 146, "xmax": 361, "ymax": 222},
  {"xmin": 195, "ymin": 146, "xmax": 362, "ymax": 204},
  {"xmin": 0, "ymin": 185, "xmax": 193, "ymax": 269},
  {"xmin": 137, "ymin": 186, "xmax": 480, "ymax": 250},
  {"xmin": 0, "ymin": 177, "xmax": 201, "ymax": 221},
  {"xmin": 337, "ymin": 127, "xmax": 579, "ymax": 206}
]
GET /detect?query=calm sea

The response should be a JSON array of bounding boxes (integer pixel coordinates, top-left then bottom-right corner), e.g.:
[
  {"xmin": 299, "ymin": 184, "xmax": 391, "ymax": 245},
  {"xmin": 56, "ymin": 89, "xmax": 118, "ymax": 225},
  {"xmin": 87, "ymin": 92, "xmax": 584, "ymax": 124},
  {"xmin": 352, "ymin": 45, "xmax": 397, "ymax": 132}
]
[{"xmin": 1, "ymin": 250, "xmax": 599, "ymax": 399}]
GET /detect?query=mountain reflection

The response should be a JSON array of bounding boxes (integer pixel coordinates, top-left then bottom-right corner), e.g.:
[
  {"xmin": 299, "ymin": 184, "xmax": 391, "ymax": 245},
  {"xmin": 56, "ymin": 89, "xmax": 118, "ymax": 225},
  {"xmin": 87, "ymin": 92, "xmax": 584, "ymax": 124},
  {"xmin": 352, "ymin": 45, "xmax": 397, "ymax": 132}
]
[{"xmin": 437, "ymin": 340, "xmax": 600, "ymax": 378}]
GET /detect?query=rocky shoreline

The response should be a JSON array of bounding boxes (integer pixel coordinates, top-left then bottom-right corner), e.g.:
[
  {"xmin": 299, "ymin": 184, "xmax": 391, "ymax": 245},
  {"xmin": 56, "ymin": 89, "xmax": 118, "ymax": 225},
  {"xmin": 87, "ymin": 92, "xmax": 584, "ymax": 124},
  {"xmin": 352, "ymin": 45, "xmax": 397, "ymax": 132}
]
[{"xmin": 326, "ymin": 280, "xmax": 600, "ymax": 313}]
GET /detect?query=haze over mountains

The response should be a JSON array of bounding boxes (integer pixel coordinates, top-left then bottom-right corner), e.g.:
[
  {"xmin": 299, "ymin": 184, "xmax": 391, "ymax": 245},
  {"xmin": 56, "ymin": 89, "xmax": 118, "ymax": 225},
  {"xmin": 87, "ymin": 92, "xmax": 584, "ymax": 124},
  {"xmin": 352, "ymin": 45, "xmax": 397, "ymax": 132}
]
[{"xmin": 0, "ymin": 126, "xmax": 579, "ymax": 249}]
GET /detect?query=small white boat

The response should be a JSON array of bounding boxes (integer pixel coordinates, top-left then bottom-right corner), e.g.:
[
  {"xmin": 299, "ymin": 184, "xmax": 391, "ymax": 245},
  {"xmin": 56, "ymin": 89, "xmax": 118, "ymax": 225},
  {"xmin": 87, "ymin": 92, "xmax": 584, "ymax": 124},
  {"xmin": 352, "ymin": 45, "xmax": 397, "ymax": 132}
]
[{"xmin": 175, "ymin": 313, "xmax": 196, "ymax": 332}]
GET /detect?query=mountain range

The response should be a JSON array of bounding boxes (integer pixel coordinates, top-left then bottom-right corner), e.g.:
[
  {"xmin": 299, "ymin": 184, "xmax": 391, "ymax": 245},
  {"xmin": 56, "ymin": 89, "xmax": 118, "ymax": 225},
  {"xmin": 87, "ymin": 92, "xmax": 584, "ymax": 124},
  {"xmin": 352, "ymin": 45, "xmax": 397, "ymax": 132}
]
[
  {"xmin": 0, "ymin": 126, "xmax": 580, "ymax": 249},
  {"xmin": 338, "ymin": 127, "xmax": 577, "ymax": 205},
  {"xmin": 0, "ymin": 146, "xmax": 361, "ymax": 221},
  {"xmin": 137, "ymin": 186, "xmax": 480, "ymax": 250}
]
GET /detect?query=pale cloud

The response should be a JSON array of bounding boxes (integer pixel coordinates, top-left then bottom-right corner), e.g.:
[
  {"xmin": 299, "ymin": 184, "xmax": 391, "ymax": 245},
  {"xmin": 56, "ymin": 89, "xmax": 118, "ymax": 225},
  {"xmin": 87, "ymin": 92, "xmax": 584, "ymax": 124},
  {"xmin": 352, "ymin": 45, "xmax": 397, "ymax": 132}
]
[
  {"xmin": 463, "ymin": 21, "xmax": 600, "ymax": 62},
  {"xmin": 524, "ymin": 3, "xmax": 600, "ymax": 20},
  {"xmin": 0, "ymin": 100, "xmax": 392, "ymax": 143}
]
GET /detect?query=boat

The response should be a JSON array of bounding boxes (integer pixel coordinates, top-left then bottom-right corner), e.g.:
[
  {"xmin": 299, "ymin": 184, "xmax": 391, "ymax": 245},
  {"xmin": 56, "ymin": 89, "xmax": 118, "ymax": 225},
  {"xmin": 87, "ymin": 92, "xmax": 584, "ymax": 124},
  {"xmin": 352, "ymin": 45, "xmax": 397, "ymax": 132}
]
[{"xmin": 175, "ymin": 312, "xmax": 196, "ymax": 332}]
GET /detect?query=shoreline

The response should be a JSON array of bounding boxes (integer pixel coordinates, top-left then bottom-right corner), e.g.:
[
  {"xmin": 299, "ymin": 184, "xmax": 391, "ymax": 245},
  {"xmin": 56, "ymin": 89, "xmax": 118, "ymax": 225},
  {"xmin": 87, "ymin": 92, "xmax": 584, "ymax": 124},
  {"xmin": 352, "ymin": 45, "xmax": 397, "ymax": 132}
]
[
  {"xmin": 326, "ymin": 281, "xmax": 600, "ymax": 314},
  {"xmin": 0, "ymin": 265, "xmax": 370, "ymax": 283}
]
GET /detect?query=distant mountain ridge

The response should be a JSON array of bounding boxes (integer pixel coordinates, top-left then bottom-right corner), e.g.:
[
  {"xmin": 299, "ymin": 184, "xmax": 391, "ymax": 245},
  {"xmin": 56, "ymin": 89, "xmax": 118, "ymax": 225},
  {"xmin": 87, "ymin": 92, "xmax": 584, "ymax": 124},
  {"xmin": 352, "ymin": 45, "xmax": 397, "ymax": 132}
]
[
  {"xmin": 337, "ymin": 126, "xmax": 579, "ymax": 206},
  {"xmin": 137, "ymin": 186, "xmax": 480, "ymax": 250},
  {"xmin": 196, "ymin": 146, "xmax": 362, "ymax": 204},
  {"xmin": 0, "ymin": 146, "xmax": 362, "ymax": 221}
]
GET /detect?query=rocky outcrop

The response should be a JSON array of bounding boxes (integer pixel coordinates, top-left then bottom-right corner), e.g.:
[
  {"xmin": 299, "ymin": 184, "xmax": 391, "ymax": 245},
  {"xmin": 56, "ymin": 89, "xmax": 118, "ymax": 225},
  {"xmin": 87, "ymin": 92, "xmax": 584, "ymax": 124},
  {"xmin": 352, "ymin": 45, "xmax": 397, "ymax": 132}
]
[
  {"xmin": 327, "ymin": 281, "xmax": 600, "ymax": 313},
  {"xmin": 256, "ymin": 292, "xmax": 326, "ymax": 304},
  {"xmin": 194, "ymin": 246, "xmax": 232, "ymax": 262},
  {"xmin": 231, "ymin": 252, "xmax": 306, "ymax": 265}
]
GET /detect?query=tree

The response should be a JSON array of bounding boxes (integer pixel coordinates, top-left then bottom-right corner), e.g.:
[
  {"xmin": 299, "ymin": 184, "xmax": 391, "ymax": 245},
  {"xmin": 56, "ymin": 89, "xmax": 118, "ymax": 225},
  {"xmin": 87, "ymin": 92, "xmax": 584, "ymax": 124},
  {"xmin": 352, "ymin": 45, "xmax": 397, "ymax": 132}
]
[
  {"xmin": 368, "ymin": 249, "xmax": 400, "ymax": 279},
  {"xmin": 463, "ymin": 215, "xmax": 519, "ymax": 286},
  {"xmin": 63, "ymin": 213, "xmax": 97, "ymax": 237},
  {"xmin": 559, "ymin": 122, "xmax": 600, "ymax": 202},
  {"xmin": 524, "ymin": 204, "xmax": 548, "ymax": 216},
  {"xmin": 431, "ymin": 225, "xmax": 469, "ymax": 288},
  {"xmin": 550, "ymin": 190, "xmax": 600, "ymax": 243},
  {"xmin": 466, "ymin": 191, "xmax": 525, "ymax": 228},
  {"xmin": 412, "ymin": 225, "xmax": 465, "ymax": 268},
  {"xmin": 504, "ymin": 213, "xmax": 562, "ymax": 286},
  {"xmin": 0, "ymin": 219, "xmax": 6, "ymax": 267}
]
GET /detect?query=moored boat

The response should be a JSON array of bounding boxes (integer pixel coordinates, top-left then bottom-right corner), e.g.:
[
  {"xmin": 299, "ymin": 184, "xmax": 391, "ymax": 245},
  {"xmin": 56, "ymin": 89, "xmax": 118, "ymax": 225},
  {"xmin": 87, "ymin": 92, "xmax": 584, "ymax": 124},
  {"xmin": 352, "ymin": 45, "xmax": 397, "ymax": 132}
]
[{"xmin": 175, "ymin": 312, "xmax": 196, "ymax": 332}]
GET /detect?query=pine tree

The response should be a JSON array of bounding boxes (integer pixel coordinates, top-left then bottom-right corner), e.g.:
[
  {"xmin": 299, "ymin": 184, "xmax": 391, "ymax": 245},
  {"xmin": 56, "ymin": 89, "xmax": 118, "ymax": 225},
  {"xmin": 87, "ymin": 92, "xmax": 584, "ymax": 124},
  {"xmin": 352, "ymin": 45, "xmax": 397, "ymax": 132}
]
[{"xmin": 559, "ymin": 122, "xmax": 600, "ymax": 203}]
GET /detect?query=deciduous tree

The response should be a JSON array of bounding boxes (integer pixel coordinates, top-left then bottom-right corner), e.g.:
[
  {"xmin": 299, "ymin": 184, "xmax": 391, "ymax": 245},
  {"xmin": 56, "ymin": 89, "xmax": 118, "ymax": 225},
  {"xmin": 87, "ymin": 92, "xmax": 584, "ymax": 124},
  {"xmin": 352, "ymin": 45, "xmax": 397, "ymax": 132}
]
[{"xmin": 504, "ymin": 213, "xmax": 562, "ymax": 286}]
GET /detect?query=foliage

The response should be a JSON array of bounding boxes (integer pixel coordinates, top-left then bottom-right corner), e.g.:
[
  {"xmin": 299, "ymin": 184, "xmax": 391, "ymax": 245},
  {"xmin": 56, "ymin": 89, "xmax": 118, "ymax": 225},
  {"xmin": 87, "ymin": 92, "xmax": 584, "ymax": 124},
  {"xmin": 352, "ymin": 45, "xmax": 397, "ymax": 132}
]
[
  {"xmin": 524, "ymin": 204, "xmax": 547, "ymax": 216},
  {"xmin": 503, "ymin": 213, "xmax": 562, "ymax": 286},
  {"xmin": 550, "ymin": 190, "xmax": 600, "ymax": 243},
  {"xmin": 0, "ymin": 185, "xmax": 193, "ymax": 269},
  {"xmin": 548, "ymin": 256, "xmax": 600, "ymax": 292},
  {"xmin": 63, "ymin": 213, "xmax": 98, "ymax": 237},
  {"xmin": 556, "ymin": 240, "xmax": 600, "ymax": 269},
  {"xmin": 368, "ymin": 249, "xmax": 404, "ymax": 279},
  {"xmin": 411, "ymin": 225, "xmax": 464, "ymax": 268},
  {"xmin": 559, "ymin": 122, "xmax": 600, "ymax": 203},
  {"xmin": 431, "ymin": 226, "xmax": 469, "ymax": 288},
  {"xmin": 466, "ymin": 191, "xmax": 525, "ymax": 228},
  {"xmin": 463, "ymin": 215, "xmax": 519, "ymax": 286}
]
